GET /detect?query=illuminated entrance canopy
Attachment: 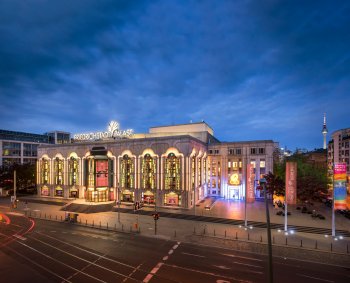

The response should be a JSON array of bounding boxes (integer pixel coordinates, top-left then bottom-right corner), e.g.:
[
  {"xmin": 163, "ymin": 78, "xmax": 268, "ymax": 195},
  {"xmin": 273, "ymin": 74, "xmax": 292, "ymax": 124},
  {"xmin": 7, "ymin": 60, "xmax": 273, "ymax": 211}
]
[{"xmin": 74, "ymin": 121, "xmax": 134, "ymax": 141}]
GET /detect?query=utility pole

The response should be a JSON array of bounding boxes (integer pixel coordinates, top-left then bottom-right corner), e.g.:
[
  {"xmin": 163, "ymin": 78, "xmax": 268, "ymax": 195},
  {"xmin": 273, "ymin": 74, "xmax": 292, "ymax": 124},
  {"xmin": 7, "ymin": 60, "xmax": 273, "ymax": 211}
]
[{"xmin": 260, "ymin": 178, "xmax": 273, "ymax": 283}]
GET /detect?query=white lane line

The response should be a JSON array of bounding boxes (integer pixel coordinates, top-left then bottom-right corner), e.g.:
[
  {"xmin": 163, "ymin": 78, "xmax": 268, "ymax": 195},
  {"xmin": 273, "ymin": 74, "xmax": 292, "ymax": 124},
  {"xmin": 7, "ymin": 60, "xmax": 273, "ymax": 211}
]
[
  {"xmin": 164, "ymin": 263, "xmax": 252, "ymax": 282},
  {"xmin": 13, "ymin": 234, "xmax": 26, "ymax": 241},
  {"xmin": 16, "ymin": 241, "xmax": 107, "ymax": 283},
  {"xmin": 150, "ymin": 262, "xmax": 163, "ymax": 274},
  {"xmin": 297, "ymin": 274, "xmax": 334, "ymax": 283},
  {"xmin": 122, "ymin": 263, "xmax": 143, "ymax": 283},
  {"xmin": 143, "ymin": 242, "xmax": 181, "ymax": 283},
  {"xmin": 29, "ymin": 235, "xmax": 140, "ymax": 282},
  {"xmin": 36, "ymin": 231, "xmax": 136, "ymax": 269},
  {"xmin": 182, "ymin": 252, "xmax": 205, "ymax": 258},
  {"xmin": 143, "ymin": 274, "xmax": 153, "ymax": 283},
  {"xmin": 232, "ymin": 261, "xmax": 262, "ymax": 269},
  {"xmin": 221, "ymin": 253, "xmax": 263, "ymax": 262},
  {"xmin": 213, "ymin": 265, "xmax": 230, "ymax": 270}
]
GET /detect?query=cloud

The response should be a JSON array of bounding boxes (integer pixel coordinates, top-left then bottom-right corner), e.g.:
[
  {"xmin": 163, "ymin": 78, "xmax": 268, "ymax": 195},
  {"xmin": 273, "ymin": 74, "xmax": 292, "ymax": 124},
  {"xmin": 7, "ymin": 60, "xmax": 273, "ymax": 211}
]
[{"xmin": 0, "ymin": 0, "xmax": 349, "ymax": 150}]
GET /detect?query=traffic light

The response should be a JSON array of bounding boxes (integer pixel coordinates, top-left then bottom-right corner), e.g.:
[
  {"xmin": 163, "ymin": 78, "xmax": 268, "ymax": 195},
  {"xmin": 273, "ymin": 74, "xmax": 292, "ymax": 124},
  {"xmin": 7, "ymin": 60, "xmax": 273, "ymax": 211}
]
[{"xmin": 152, "ymin": 213, "xmax": 159, "ymax": 220}]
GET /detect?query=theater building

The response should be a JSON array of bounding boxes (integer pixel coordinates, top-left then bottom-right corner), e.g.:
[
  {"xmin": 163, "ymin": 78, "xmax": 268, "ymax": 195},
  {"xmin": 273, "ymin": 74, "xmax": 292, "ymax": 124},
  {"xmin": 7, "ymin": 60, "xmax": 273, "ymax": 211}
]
[{"xmin": 36, "ymin": 121, "xmax": 278, "ymax": 208}]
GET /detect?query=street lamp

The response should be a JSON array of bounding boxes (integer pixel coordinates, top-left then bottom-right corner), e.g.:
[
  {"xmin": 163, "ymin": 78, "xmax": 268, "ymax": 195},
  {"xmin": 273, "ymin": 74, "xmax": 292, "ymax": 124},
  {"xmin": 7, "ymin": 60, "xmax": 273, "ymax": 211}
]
[{"xmin": 260, "ymin": 177, "xmax": 273, "ymax": 283}]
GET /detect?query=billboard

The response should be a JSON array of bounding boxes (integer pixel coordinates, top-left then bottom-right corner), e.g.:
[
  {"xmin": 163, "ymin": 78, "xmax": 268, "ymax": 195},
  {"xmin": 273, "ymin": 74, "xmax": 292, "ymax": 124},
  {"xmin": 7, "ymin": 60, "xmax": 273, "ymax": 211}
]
[
  {"xmin": 96, "ymin": 160, "xmax": 108, "ymax": 187},
  {"xmin": 333, "ymin": 163, "xmax": 347, "ymax": 210},
  {"xmin": 246, "ymin": 164, "xmax": 255, "ymax": 203},
  {"xmin": 285, "ymin": 162, "xmax": 297, "ymax": 204}
]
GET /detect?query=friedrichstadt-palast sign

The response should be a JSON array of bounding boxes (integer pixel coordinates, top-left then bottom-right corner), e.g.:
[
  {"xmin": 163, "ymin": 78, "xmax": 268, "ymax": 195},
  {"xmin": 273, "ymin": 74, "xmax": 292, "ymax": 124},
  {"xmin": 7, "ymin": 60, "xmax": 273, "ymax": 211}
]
[{"xmin": 73, "ymin": 121, "xmax": 134, "ymax": 141}]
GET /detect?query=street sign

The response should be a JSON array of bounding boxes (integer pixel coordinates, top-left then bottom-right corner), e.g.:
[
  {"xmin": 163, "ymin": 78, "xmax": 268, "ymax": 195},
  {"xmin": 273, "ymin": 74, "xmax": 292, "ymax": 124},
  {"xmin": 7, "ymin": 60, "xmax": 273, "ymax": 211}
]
[{"xmin": 11, "ymin": 196, "xmax": 15, "ymax": 202}]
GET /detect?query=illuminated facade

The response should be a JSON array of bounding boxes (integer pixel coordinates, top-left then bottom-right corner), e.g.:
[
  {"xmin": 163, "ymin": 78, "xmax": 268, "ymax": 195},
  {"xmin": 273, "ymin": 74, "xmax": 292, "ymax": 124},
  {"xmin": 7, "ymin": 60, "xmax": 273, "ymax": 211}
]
[{"xmin": 37, "ymin": 121, "xmax": 278, "ymax": 208}]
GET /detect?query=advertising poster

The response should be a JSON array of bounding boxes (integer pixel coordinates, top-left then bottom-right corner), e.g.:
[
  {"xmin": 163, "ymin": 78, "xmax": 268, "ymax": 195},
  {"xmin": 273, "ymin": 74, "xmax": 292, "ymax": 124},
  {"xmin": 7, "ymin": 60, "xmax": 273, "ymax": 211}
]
[
  {"xmin": 96, "ymin": 160, "xmax": 108, "ymax": 187},
  {"xmin": 333, "ymin": 163, "xmax": 347, "ymax": 210},
  {"xmin": 246, "ymin": 164, "xmax": 255, "ymax": 203},
  {"xmin": 285, "ymin": 162, "xmax": 297, "ymax": 204}
]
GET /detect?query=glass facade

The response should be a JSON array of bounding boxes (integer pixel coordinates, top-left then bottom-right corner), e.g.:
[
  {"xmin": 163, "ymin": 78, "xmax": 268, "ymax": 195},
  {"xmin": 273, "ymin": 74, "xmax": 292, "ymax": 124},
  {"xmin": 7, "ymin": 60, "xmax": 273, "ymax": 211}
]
[
  {"xmin": 121, "ymin": 154, "xmax": 134, "ymax": 189},
  {"xmin": 68, "ymin": 157, "xmax": 79, "ymax": 186},
  {"xmin": 2, "ymin": 142, "xmax": 21, "ymax": 156},
  {"xmin": 165, "ymin": 153, "xmax": 180, "ymax": 190},
  {"xmin": 141, "ymin": 154, "xmax": 156, "ymax": 190}
]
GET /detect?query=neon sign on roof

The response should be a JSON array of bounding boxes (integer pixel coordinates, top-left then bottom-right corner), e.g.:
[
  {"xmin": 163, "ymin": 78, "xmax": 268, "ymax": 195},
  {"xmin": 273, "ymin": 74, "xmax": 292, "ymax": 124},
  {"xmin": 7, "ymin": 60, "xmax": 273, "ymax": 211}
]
[{"xmin": 73, "ymin": 121, "xmax": 133, "ymax": 141}]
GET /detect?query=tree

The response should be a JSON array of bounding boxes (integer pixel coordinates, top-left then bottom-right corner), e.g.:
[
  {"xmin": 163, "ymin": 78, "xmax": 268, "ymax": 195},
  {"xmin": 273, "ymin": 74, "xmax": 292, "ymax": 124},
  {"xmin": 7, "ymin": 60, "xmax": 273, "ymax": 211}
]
[
  {"xmin": 0, "ymin": 163, "xmax": 36, "ymax": 191},
  {"xmin": 264, "ymin": 171, "xmax": 285, "ymax": 196}
]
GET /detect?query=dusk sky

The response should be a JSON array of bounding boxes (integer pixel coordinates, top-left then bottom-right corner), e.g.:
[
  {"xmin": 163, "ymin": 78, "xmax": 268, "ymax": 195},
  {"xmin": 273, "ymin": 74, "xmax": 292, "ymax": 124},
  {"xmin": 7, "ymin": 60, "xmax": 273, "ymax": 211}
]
[{"xmin": 1, "ymin": 0, "xmax": 349, "ymax": 151}]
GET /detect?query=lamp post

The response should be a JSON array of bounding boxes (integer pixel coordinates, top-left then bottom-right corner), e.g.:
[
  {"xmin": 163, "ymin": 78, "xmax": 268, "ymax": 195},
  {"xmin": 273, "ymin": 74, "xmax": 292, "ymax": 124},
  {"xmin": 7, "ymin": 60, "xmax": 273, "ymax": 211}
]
[{"xmin": 260, "ymin": 178, "xmax": 273, "ymax": 283}]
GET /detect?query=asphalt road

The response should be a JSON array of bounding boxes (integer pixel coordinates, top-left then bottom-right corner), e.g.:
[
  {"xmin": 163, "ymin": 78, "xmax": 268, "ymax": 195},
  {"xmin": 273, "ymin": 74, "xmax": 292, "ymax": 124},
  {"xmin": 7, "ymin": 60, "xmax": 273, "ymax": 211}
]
[{"xmin": 1, "ymin": 213, "xmax": 349, "ymax": 283}]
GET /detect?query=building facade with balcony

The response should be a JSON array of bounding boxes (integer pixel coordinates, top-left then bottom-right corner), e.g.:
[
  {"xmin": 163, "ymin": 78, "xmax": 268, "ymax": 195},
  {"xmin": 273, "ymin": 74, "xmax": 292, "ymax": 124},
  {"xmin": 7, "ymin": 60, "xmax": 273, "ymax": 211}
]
[{"xmin": 36, "ymin": 121, "xmax": 278, "ymax": 208}]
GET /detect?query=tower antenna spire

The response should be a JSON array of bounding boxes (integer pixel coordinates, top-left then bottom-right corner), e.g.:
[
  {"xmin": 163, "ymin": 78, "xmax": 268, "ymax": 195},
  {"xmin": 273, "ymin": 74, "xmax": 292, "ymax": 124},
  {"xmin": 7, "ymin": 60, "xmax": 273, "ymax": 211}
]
[{"xmin": 322, "ymin": 113, "xmax": 328, "ymax": 149}]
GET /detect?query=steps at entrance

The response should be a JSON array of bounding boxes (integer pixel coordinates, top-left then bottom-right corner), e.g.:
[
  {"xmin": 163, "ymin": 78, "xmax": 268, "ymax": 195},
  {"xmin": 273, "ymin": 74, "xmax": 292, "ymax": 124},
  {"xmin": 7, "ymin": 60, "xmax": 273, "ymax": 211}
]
[{"xmin": 61, "ymin": 203, "xmax": 114, "ymax": 214}]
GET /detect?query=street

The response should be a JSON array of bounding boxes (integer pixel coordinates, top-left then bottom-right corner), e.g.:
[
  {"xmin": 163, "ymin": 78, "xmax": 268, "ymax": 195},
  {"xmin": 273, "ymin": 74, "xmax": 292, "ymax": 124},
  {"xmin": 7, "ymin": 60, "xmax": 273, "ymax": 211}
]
[{"xmin": 1, "ymin": 213, "xmax": 349, "ymax": 283}]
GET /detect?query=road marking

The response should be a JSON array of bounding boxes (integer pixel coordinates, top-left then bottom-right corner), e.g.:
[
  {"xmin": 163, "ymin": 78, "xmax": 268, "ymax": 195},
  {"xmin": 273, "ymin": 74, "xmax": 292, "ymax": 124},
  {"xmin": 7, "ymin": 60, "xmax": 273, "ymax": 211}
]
[
  {"xmin": 27, "ymin": 235, "xmax": 139, "ymax": 282},
  {"xmin": 143, "ymin": 242, "xmax": 181, "ymax": 283},
  {"xmin": 182, "ymin": 252, "xmax": 205, "ymax": 258},
  {"xmin": 217, "ymin": 280, "xmax": 231, "ymax": 283},
  {"xmin": 123, "ymin": 263, "xmax": 143, "ymax": 283},
  {"xmin": 36, "ymin": 231, "xmax": 136, "ymax": 269},
  {"xmin": 213, "ymin": 265, "xmax": 230, "ymax": 270},
  {"xmin": 164, "ymin": 263, "xmax": 252, "ymax": 282},
  {"xmin": 232, "ymin": 261, "xmax": 262, "ymax": 269},
  {"xmin": 297, "ymin": 274, "xmax": 334, "ymax": 282},
  {"xmin": 13, "ymin": 234, "xmax": 27, "ymax": 241},
  {"xmin": 221, "ymin": 253, "xmax": 262, "ymax": 262}
]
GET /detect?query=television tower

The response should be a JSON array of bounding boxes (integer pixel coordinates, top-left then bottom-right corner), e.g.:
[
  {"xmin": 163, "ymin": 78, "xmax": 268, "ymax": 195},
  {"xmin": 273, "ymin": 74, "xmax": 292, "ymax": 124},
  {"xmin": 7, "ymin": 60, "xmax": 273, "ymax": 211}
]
[{"xmin": 322, "ymin": 113, "xmax": 328, "ymax": 149}]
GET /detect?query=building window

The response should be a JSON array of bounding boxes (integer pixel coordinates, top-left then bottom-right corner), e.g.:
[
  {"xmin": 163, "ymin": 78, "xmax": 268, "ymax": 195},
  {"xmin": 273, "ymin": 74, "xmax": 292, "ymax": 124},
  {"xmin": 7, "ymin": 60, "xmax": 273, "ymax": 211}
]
[
  {"xmin": 54, "ymin": 158, "xmax": 64, "ymax": 186},
  {"xmin": 41, "ymin": 159, "xmax": 50, "ymax": 184},
  {"xmin": 209, "ymin": 150, "xmax": 213, "ymax": 154},
  {"xmin": 165, "ymin": 153, "xmax": 180, "ymax": 191},
  {"xmin": 250, "ymin": 148, "xmax": 257, "ymax": 155},
  {"xmin": 214, "ymin": 149, "xmax": 219, "ymax": 154},
  {"xmin": 236, "ymin": 148, "xmax": 242, "ymax": 155},
  {"xmin": 258, "ymin": 148, "xmax": 265, "ymax": 154},
  {"xmin": 191, "ymin": 156, "xmax": 196, "ymax": 189},
  {"xmin": 141, "ymin": 154, "xmax": 156, "ymax": 190},
  {"xmin": 260, "ymin": 160, "xmax": 266, "ymax": 168},
  {"xmin": 2, "ymin": 142, "xmax": 21, "ymax": 157},
  {"xmin": 69, "ymin": 157, "xmax": 79, "ymax": 186},
  {"xmin": 23, "ymin": 144, "xmax": 38, "ymax": 157},
  {"xmin": 198, "ymin": 158, "xmax": 202, "ymax": 186},
  {"xmin": 228, "ymin": 149, "xmax": 234, "ymax": 155},
  {"xmin": 121, "ymin": 154, "xmax": 134, "ymax": 189}
]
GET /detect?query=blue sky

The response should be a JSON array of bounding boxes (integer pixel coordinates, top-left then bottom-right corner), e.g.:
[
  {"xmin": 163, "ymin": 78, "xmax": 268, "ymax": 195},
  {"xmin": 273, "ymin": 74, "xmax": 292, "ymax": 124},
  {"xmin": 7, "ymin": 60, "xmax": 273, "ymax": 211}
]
[{"xmin": 0, "ymin": 0, "xmax": 349, "ymax": 151}]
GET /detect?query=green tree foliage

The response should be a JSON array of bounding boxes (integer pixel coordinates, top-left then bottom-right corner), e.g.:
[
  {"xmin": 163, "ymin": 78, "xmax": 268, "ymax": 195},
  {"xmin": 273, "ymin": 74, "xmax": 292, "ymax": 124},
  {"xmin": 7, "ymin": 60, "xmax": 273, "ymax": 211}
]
[{"xmin": 265, "ymin": 152, "xmax": 328, "ymax": 202}]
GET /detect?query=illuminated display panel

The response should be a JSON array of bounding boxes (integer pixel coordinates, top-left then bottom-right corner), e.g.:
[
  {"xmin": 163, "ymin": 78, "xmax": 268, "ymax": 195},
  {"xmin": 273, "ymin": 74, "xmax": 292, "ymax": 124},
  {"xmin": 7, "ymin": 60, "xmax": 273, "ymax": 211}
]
[{"xmin": 96, "ymin": 160, "xmax": 108, "ymax": 187}]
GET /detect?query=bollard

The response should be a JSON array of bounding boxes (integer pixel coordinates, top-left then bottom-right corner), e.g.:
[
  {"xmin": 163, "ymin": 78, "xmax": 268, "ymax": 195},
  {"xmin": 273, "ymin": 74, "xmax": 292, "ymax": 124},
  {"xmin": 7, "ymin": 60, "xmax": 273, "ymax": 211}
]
[
  {"xmin": 331, "ymin": 243, "xmax": 332, "ymax": 252},
  {"xmin": 79, "ymin": 218, "xmax": 81, "ymax": 224},
  {"xmin": 300, "ymin": 240, "xmax": 303, "ymax": 247},
  {"xmin": 99, "ymin": 221, "xmax": 101, "ymax": 228},
  {"xmin": 214, "ymin": 229, "xmax": 216, "ymax": 236},
  {"xmin": 235, "ymin": 232, "xmax": 238, "ymax": 240},
  {"xmin": 130, "ymin": 226, "xmax": 132, "ymax": 232},
  {"xmin": 193, "ymin": 227, "xmax": 196, "ymax": 235},
  {"xmin": 174, "ymin": 230, "xmax": 177, "ymax": 238},
  {"xmin": 248, "ymin": 233, "xmax": 250, "ymax": 241},
  {"xmin": 260, "ymin": 235, "xmax": 262, "ymax": 242},
  {"xmin": 93, "ymin": 220, "xmax": 94, "ymax": 227},
  {"xmin": 203, "ymin": 228, "xmax": 206, "ymax": 235},
  {"xmin": 122, "ymin": 224, "xmax": 124, "ymax": 231},
  {"xmin": 45, "ymin": 213, "xmax": 46, "ymax": 219},
  {"xmin": 49, "ymin": 215, "xmax": 51, "ymax": 220},
  {"xmin": 86, "ymin": 219, "xmax": 87, "ymax": 226},
  {"xmin": 115, "ymin": 223, "xmax": 117, "ymax": 230},
  {"xmin": 107, "ymin": 222, "xmax": 108, "ymax": 230},
  {"xmin": 225, "ymin": 230, "xmax": 226, "ymax": 238},
  {"xmin": 55, "ymin": 215, "xmax": 57, "ymax": 221},
  {"xmin": 285, "ymin": 237, "xmax": 287, "ymax": 245},
  {"xmin": 315, "ymin": 240, "xmax": 318, "ymax": 249},
  {"xmin": 40, "ymin": 212, "xmax": 42, "ymax": 218},
  {"xmin": 347, "ymin": 244, "xmax": 349, "ymax": 254},
  {"xmin": 273, "ymin": 236, "xmax": 275, "ymax": 244},
  {"xmin": 61, "ymin": 215, "xmax": 62, "ymax": 221}
]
